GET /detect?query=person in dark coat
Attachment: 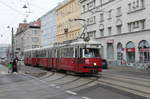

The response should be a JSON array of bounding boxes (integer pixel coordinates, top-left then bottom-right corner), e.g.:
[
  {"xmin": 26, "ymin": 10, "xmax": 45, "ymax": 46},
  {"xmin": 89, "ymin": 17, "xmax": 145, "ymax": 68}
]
[{"xmin": 12, "ymin": 56, "xmax": 19, "ymax": 73}]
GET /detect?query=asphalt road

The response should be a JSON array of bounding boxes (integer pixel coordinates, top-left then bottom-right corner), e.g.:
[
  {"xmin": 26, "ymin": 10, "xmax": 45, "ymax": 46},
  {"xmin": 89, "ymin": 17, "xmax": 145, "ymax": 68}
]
[{"xmin": 0, "ymin": 64, "xmax": 149, "ymax": 99}]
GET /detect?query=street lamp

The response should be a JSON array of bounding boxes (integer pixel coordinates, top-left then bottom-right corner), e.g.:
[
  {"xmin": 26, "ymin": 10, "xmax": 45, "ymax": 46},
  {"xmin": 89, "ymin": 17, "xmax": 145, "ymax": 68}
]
[{"xmin": 7, "ymin": 26, "xmax": 14, "ymax": 59}]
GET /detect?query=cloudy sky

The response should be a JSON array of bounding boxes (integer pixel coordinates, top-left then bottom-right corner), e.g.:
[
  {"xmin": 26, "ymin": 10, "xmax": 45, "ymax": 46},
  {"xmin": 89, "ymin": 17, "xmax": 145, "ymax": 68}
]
[{"xmin": 0, "ymin": 0, "xmax": 64, "ymax": 44}]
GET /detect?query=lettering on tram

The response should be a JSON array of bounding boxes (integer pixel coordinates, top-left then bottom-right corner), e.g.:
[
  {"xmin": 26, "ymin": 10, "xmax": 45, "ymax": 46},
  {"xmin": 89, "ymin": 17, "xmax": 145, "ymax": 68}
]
[{"xmin": 24, "ymin": 40, "xmax": 103, "ymax": 75}]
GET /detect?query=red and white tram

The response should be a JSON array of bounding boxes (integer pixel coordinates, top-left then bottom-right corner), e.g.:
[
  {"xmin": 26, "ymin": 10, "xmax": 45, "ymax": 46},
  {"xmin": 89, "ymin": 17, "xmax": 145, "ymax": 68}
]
[{"xmin": 24, "ymin": 40, "xmax": 103, "ymax": 74}]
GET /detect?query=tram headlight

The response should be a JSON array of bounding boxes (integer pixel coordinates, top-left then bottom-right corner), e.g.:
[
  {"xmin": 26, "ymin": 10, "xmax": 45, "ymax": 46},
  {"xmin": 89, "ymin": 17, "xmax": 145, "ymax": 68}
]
[{"xmin": 93, "ymin": 63, "xmax": 97, "ymax": 66}]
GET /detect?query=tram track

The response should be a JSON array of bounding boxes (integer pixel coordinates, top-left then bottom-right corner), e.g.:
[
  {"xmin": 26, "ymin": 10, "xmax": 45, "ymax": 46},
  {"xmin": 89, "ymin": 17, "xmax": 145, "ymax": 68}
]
[
  {"xmin": 97, "ymin": 73, "xmax": 150, "ymax": 98},
  {"xmin": 25, "ymin": 65, "xmax": 150, "ymax": 98},
  {"xmin": 45, "ymin": 74, "xmax": 68, "ymax": 82},
  {"xmin": 56, "ymin": 77, "xmax": 81, "ymax": 86},
  {"xmin": 103, "ymin": 75, "xmax": 150, "ymax": 88},
  {"xmin": 98, "ymin": 80, "xmax": 150, "ymax": 98},
  {"xmin": 102, "ymin": 73, "xmax": 150, "ymax": 83},
  {"xmin": 63, "ymin": 76, "xmax": 99, "ymax": 90},
  {"xmin": 39, "ymin": 72, "xmax": 55, "ymax": 80}
]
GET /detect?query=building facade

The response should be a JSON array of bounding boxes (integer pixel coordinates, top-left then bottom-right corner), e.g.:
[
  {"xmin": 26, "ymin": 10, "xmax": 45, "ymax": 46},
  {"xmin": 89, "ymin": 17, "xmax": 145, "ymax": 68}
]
[
  {"xmin": 15, "ymin": 23, "xmax": 29, "ymax": 58},
  {"xmin": 15, "ymin": 20, "xmax": 41, "ymax": 58},
  {"xmin": 80, "ymin": 0, "xmax": 150, "ymax": 66},
  {"xmin": 56, "ymin": 0, "xmax": 81, "ymax": 43},
  {"xmin": 40, "ymin": 8, "xmax": 57, "ymax": 47}
]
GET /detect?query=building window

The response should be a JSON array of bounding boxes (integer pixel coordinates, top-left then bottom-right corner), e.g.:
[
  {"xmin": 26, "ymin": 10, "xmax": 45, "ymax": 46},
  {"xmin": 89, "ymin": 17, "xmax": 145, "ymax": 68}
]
[
  {"xmin": 32, "ymin": 30, "xmax": 38, "ymax": 34},
  {"xmin": 87, "ymin": 16, "xmax": 96, "ymax": 26},
  {"xmin": 116, "ymin": 25, "xmax": 122, "ymax": 34},
  {"xmin": 108, "ymin": 27, "xmax": 112, "ymax": 36},
  {"xmin": 32, "ymin": 37, "xmax": 39, "ymax": 42},
  {"xmin": 100, "ymin": 13, "xmax": 104, "ymax": 22},
  {"xmin": 82, "ymin": 5, "xmax": 86, "ymax": 13},
  {"xmin": 141, "ymin": 0, "xmax": 144, "ymax": 8},
  {"xmin": 133, "ymin": 21, "xmax": 139, "ymax": 29},
  {"xmin": 100, "ymin": 29, "xmax": 104, "ymax": 37},
  {"xmin": 87, "ymin": 0, "xmax": 95, "ymax": 10},
  {"xmin": 128, "ymin": 3, "xmax": 131, "ymax": 12},
  {"xmin": 128, "ymin": 0, "xmax": 145, "ymax": 13},
  {"xmin": 128, "ymin": 23, "xmax": 132, "ymax": 32},
  {"xmin": 141, "ymin": 19, "xmax": 145, "ymax": 29},
  {"xmin": 108, "ymin": 10, "xmax": 112, "ymax": 19},
  {"xmin": 116, "ymin": 7, "xmax": 122, "ymax": 17},
  {"xmin": 128, "ymin": 19, "xmax": 145, "ymax": 32},
  {"xmin": 32, "ymin": 45, "xmax": 39, "ymax": 48},
  {"xmin": 87, "ymin": 31, "xmax": 96, "ymax": 38}
]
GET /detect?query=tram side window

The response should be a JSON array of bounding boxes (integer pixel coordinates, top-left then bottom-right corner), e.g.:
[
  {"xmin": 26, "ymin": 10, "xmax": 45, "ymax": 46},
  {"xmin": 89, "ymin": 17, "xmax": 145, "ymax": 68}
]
[
  {"xmin": 75, "ymin": 48, "xmax": 78, "ymax": 58},
  {"xmin": 29, "ymin": 52, "xmax": 31, "ymax": 58},
  {"xmin": 32, "ymin": 51, "xmax": 36, "ymax": 57},
  {"xmin": 57, "ymin": 49, "xmax": 60, "ymax": 58},
  {"xmin": 68, "ymin": 48, "xmax": 74, "ymax": 58},
  {"xmin": 61, "ymin": 48, "xmax": 66, "ymax": 57},
  {"xmin": 65, "ymin": 48, "xmax": 74, "ymax": 58},
  {"xmin": 80, "ymin": 48, "xmax": 82, "ymax": 58},
  {"xmin": 43, "ymin": 50, "xmax": 47, "ymax": 58},
  {"xmin": 54, "ymin": 49, "xmax": 57, "ymax": 58},
  {"xmin": 39, "ymin": 50, "xmax": 42, "ymax": 57}
]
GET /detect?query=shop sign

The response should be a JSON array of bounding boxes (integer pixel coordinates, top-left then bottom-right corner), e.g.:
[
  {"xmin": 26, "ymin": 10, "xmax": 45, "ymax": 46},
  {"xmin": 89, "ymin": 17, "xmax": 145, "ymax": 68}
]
[
  {"xmin": 139, "ymin": 48, "xmax": 150, "ymax": 52},
  {"xmin": 126, "ymin": 48, "xmax": 136, "ymax": 52}
]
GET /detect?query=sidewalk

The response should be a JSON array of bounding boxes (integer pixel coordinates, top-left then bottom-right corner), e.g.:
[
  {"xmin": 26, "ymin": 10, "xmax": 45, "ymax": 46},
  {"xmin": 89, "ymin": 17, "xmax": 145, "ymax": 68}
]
[{"xmin": 104, "ymin": 65, "xmax": 150, "ymax": 79}]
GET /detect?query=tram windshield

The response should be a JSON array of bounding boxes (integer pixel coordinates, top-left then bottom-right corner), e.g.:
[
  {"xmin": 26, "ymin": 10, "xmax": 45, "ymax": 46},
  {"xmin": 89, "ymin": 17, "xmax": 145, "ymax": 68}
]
[{"xmin": 83, "ymin": 48, "xmax": 100, "ymax": 58}]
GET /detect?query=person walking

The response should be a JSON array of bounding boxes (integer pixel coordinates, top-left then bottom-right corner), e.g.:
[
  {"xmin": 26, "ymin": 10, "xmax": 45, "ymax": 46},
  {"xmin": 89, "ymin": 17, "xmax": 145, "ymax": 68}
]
[{"xmin": 12, "ymin": 56, "xmax": 19, "ymax": 73}]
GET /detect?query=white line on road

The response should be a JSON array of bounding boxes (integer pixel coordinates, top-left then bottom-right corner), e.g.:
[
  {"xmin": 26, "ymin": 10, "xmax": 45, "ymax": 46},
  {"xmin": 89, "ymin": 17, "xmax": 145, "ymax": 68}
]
[
  {"xmin": 49, "ymin": 84, "xmax": 56, "ymax": 87},
  {"xmin": 66, "ymin": 90, "xmax": 77, "ymax": 95},
  {"xmin": 82, "ymin": 97, "xmax": 91, "ymax": 99},
  {"xmin": 56, "ymin": 86, "xmax": 61, "ymax": 89}
]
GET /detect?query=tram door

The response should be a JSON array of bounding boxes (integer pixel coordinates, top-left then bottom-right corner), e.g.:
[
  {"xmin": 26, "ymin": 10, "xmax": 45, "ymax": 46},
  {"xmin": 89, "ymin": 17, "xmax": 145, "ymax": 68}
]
[{"xmin": 74, "ymin": 46, "xmax": 80, "ymax": 72}]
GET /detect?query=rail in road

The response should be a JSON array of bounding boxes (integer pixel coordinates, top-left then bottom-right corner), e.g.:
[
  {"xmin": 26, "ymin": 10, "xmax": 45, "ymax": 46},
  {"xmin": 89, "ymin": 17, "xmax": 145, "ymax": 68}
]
[
  {"xmin": 99, "ymin": 72, "xmax": 150, "ymax": 98},
  {"xmin": 38, "ymin": 70, "xmax": 150, "ymax": 99},
  {"xmin": 2, "ymin": 63, "xmax": 149, "ymax": 99}
]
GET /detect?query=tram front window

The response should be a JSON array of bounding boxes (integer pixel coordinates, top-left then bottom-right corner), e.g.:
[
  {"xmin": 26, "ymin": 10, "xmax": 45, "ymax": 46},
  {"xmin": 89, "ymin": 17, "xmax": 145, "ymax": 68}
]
[{"xmin": 84, "ymin": 48, "xmax": 100, "ymax": 58}]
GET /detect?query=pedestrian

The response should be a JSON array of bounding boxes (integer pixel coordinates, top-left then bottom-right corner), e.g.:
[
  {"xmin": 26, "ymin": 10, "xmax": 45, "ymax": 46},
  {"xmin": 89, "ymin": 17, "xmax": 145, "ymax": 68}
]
[
  {"xmin": 7, "ymin": 61, "xmax": 12, "ymax": 73},
  {"xmin": 12, "ymin": 56, "xmax": 19, "ymax": 73}
]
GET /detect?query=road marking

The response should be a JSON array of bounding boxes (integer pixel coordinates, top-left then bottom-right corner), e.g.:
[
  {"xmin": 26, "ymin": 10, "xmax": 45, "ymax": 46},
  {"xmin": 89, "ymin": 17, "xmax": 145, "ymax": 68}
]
[
  {"xmin": 66, "ymin": 90, "xmax": 77, "ymax": 95},
  {"xmin": 56, "ymin": 86, "xmax": 61, "ymax": 89},
  {"xmin": 82, "ymin": 97, "xmax": 91, "ymax": 99},
  {"xmin": 49, "ymin": 84, "xmax": 56, "ymax": 87}
]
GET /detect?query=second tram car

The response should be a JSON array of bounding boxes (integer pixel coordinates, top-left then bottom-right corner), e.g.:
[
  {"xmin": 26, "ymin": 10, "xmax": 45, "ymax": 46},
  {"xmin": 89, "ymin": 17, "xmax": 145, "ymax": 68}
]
[{"xmin": 24, "ymin": 40, "xmax": 103, "ymax": 74}]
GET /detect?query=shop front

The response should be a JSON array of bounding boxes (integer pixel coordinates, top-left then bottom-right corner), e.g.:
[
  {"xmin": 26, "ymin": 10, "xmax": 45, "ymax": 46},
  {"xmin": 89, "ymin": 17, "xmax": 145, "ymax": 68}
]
[
  {"xmin": 126, "ymin": 41, "xmax": 135, "ymax": 63},
  {"xmin": 138, "ymin": 40, "xmax": 150, "ymax": 63}
]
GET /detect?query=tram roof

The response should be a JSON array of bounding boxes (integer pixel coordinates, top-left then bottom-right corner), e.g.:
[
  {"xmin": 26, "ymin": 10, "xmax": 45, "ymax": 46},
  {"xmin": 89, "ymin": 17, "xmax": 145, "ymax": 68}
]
[{"xmin": 24, "ymin": 39, "xmax": 101, "ymax": 52}]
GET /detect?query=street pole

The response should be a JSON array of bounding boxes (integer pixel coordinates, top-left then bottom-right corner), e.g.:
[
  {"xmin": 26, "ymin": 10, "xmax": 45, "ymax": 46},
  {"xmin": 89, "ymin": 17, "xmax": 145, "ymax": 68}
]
[{"xmin": 11, "ymin": 27, "xmax": 14, "ymax": 59}]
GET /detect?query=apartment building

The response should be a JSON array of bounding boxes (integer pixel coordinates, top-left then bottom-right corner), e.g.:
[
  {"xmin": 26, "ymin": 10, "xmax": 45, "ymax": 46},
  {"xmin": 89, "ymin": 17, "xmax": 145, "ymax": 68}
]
[
  {"xmin": 40, "ymin": 8, "xmax": 57, "ymax": 47},
  {"xmin": 80, "ymin": 0, "xmax": 149, "ymax": 66},
  {"xmin": 15, "ymin": 20, "xmax": 41, "ymax": 58},
  {"xmin": 56, "ymin": 0, "xmax": 81, "ymax": 43}
]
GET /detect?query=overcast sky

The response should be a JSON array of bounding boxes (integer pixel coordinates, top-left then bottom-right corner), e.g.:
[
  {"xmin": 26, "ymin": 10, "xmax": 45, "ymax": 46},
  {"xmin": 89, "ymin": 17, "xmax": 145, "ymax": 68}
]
[{"xmin": 0, "ymin": 0, "xmax": 64, "ymax": 44}]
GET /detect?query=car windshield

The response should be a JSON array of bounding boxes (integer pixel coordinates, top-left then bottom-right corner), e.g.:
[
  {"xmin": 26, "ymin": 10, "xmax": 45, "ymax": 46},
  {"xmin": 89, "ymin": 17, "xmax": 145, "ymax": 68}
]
[{"xmin": 83, "ymin": 48, "xmax": 100, "ymax": 58}]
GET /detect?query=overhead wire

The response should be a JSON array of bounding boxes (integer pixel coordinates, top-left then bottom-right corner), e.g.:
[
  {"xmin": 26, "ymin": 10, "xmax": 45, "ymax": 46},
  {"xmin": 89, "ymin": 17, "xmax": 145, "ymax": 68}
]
[{"xmin": 0, "ymin": 1, "xmax": 24, "ymax": 16}]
